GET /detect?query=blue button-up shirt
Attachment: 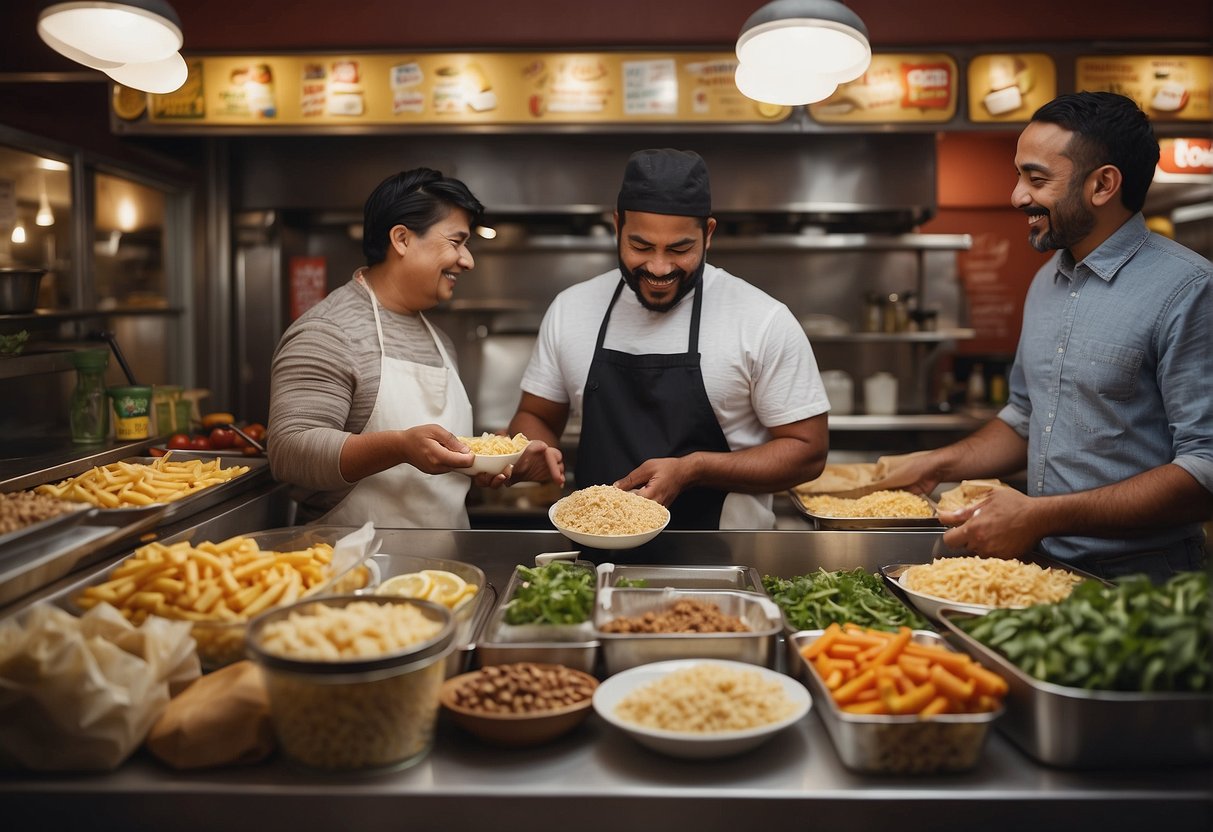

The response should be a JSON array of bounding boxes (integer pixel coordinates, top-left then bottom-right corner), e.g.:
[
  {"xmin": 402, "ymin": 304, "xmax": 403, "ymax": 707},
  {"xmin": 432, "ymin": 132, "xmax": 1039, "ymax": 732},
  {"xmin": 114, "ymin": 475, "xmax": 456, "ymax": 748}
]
[{"xmin": 998, "ymin": 213, "xmax": 1213, "ymax": 571}]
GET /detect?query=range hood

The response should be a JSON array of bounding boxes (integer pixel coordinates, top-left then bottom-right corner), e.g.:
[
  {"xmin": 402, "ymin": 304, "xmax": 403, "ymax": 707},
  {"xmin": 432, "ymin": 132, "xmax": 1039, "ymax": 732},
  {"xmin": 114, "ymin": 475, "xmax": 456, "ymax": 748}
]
[{"xmin": 234, "ymin": 133, "xmax": 938, "ymax": 232}]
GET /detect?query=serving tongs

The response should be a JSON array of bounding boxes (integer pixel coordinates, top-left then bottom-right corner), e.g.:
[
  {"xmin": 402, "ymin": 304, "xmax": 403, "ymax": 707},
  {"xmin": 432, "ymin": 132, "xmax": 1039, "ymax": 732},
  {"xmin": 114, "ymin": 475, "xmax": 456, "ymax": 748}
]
[{"xmin": 225, "ymin": 422, "xmax": 266, "ymax": 453}]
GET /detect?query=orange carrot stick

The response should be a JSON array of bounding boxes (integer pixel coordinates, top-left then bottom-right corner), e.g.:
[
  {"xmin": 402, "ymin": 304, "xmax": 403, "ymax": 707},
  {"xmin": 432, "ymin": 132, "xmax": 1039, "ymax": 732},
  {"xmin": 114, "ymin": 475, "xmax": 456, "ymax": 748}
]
[
  {"xmin": 832, "ymin": 668, "xmax": 876, "ymax": 705},
  {"xmin": 920, "ymin": 695, "xmax": 950, "ymax": 717},
  {"xmin": 930, "ymin": 663, "xmax": 976, "ymax": 701},
  {"xmin": 800, "ymin": 623, "xmax": 841, "ymax": 661},
  {"xmin": 888, "ymin": 681, "xmax": 937, "ymax": 715}
]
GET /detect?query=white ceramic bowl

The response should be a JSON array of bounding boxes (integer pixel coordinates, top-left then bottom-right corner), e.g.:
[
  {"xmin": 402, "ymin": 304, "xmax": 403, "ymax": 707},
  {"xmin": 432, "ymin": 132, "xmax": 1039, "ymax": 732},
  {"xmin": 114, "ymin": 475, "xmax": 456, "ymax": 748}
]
[
  {"xmin": 456, "ymin": 449, "xmax": 523, "ymax": 477},
  {"xmin": 592, "ymin": 659, "xmax": 811, "ymax": 759},
  {"xmin": 881, "ymin": 563, "xmax": 1002, "ymax": 620},
  {"xmin": 548, "ymin": 499, "xmax": 670, "ymax": 550}
]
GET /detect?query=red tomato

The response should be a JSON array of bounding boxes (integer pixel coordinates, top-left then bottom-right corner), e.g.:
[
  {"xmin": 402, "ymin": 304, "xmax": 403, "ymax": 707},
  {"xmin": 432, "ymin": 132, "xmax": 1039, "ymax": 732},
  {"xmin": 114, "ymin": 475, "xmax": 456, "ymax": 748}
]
[
  {"xmin": 241, "ymin": 445, "xmax": 262, "ymax": 456},
  {"xmin": 167, "ymin": 433, "xmax": 192, "ymax": 450},
  {"xmin": 189, "ymin": 435, "xmax": 212, "ymax": 450},
  {"xmin": 209, "ymin": 427, "xmax": 237, "ymax": 449},
  {"xmin": 243, "ymin": 423, "xmax": 267, "ymax": 442}
]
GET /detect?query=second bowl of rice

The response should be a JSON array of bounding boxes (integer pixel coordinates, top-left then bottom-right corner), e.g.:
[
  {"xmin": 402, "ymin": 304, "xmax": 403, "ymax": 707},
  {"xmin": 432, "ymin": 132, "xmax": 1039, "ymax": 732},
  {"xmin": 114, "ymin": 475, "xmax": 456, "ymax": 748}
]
[{"xmin": 549, "ymin": 485, "xmax": 670, "ymax": 550}]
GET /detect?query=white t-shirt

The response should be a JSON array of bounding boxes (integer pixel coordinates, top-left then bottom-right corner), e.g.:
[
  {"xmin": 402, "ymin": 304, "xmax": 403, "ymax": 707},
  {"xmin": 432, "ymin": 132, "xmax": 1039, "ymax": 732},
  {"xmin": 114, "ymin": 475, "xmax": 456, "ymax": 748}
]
[{"xmin": 522, "ymin": 264, "xmax": 829, "ymax": 528}]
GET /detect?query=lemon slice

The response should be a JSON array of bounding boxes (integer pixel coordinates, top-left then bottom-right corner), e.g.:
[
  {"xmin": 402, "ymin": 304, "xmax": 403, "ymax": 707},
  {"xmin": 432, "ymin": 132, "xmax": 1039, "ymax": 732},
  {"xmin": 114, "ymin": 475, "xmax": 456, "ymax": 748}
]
[
  {"xmin": 447, "ymin": 582, "xmax": 480, "ymax": 611},
  {"xmin": 377, "ymin": 571, "xmax": 433, "ymax": 600},
  {"xmin": 422, "ymin": 569, "xmax": 468, "ymax": 605}
]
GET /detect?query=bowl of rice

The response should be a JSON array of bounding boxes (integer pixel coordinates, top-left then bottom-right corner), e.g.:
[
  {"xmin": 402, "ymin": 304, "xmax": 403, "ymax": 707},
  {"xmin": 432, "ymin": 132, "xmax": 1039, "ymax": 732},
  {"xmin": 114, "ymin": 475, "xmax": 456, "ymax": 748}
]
[
  {"xmin": 882, "ymin": 556, "xmax": 1087, "ymax": 620},
  {"xmin": 548, "ymin": 485, "xmax": 670, "ymax": 550},
  {"xmin": 592, "ymin": 658, "xmax": 810, "ymax": 759},
  {"xmin": 455, "ymin": 432, "xmax": 529, "ymax": 476}
]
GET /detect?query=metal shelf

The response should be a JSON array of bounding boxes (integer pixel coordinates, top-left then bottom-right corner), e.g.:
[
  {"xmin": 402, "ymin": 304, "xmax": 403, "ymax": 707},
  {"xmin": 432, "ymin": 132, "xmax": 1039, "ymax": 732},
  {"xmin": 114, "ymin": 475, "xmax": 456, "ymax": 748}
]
[
  {"xmin": 0, "ymin": 348, "xmax": 77, "ymax": 380},
  {"xmin": 480, "ymin": 233, "xmax": 973, "ymax": 254},
  {"xmin": 828, "ymin": 413, "xmax": 988, "ymax": 431},
  {"xmin": 808, "ymin": 328, "xmax": 976, "ymax": 343}
]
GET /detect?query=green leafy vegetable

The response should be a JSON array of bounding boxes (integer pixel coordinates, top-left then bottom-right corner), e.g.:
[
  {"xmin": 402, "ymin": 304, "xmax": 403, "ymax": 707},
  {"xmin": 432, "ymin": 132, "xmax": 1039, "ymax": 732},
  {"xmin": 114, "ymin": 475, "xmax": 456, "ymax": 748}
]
[
  {"xmin": 503, "ymin": 561, "xmax": 596, "ymax": 625},
  {"xmin": 958, "ymin": 571, "xmax": 1210, "ymax": 692},
  {"xmin": 762, "ymin": 568, "xmax": 928, "ymax": 632},
  {"xmin": 614, "ymin": 577, "xmax": 648, "ymax": 588},
  {"xmin": 0, "ymin": 330, "xmax": 29, "ymax": 356}
]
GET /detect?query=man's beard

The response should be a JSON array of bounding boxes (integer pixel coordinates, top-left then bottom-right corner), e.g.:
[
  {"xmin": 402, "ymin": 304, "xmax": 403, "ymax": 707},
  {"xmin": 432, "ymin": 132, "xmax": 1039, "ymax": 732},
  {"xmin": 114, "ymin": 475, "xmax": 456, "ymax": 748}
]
[
  {"xmin": 619, "ymin": 254, "xmax": 705, "ymax": 313},
  {"xmin": 1025, "ymin": 179, "xmax": 1097, "ymax": 253}
]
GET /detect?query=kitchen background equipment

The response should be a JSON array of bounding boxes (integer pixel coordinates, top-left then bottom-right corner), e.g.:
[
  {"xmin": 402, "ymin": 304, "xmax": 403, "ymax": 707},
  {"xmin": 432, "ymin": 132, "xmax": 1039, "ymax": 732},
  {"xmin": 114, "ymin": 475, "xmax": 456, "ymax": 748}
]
[{"xmin": 0, "ymin": 268, "xmax": 46, "ymax": 314}]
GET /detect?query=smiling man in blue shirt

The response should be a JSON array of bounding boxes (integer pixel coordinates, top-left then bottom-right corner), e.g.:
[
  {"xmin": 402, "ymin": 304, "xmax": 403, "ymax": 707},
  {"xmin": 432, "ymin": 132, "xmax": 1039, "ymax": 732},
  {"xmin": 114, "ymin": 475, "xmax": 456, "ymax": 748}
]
[{"xmin": 876, "ymin": 91, "xmax": 1212, "ymax": 580}]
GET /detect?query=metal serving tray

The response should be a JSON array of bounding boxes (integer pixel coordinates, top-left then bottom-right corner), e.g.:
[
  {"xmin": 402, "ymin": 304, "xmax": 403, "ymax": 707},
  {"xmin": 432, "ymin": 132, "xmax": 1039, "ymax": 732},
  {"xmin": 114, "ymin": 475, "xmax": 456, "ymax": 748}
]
[
  {"xmin": 880, "ymin": 552, "xmax": 1107, "ymax": 622},
  {"xmin": 0, "ymin": 502, "xmax": 94, "ymax": 554},
  {"xmin": 937, "ymin": 609, "xmax": 1212, "ymax": 769},
  {"xmin": 595, "ymin": 587, "xmax": 781, "ymax": 676},
  {"xmin": 596, "ymin": 562, "xmax": 764, "ymax": 592},
  {"xmin": 787, "ymin": 629, "xmax": 1002, "ymax": 774},
  {"xmin": 475, "ymin": 561, "xmax": 599, "ymax": 674},
  {"xmin": 366, "ymin": 551, "xmax": 496, "ymax": 678},
  {"xmin": 787, "ymin": 489, "xmax": 943, "ymax": 530},
  {"xmin": 35, "ymin": 454, "xmax": 268, "ymax": 525}
]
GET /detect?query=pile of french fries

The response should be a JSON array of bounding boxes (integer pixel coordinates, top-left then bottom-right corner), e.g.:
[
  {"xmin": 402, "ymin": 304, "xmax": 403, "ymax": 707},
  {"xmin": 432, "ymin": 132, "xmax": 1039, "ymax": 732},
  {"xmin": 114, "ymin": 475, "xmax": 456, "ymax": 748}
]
[
  {"xmin": 34, "ymin": 457, "xmax": 250, "ymax": 509},
  {"xmin": 801, "ymin": 623, "xmax": 1008, "ymax": 716},
  {"xmin": 75, "ymin": 534, "xmax": 340, "ymax": 626}
]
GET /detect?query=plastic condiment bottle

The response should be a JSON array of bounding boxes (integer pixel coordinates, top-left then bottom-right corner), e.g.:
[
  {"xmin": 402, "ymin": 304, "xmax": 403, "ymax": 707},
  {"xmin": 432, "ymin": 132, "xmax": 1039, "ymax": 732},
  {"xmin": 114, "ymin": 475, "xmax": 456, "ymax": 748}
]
[
  {"xmin": 966, "ymin": 364, "xmax": 987, "ymax": 405},
  {"xmin": 70, "ymin": 348, "xmax": 110, "ymax": 443}
]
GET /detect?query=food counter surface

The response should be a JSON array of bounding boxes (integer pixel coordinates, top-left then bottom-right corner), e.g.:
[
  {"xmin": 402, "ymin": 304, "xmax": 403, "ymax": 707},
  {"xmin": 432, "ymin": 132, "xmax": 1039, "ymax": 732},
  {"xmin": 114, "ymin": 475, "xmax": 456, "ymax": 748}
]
[{"xmin": 3, "ymin": 529, "xmax": 1210, "ymax": 832}]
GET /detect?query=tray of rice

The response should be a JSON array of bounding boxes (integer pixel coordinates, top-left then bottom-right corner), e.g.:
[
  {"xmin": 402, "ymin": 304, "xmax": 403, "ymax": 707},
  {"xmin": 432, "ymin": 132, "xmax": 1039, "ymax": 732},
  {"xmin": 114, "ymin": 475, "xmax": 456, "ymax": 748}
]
[
  {"xmin": 788, "ymin": 488, "xmax": 942, "ymax": 529},
  {"xmin": 881, "ymin": 554, "xmax": 1096, "ymax": 620}
]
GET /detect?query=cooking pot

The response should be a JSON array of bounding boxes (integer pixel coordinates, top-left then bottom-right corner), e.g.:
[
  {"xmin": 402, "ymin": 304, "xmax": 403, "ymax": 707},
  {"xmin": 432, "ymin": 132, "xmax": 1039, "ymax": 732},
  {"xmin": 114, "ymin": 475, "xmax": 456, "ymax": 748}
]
[{"xmin": 0, "ymin": 268, "xmax": 47, "ymax": 314}]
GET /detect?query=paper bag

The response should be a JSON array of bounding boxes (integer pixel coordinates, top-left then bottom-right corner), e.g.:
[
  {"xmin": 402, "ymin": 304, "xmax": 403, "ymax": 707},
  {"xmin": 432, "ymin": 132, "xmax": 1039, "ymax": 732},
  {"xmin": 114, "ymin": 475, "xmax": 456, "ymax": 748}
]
[
  {"xmin": 0, "ymin": 602, "xmax": 199, "ymax": 771},
  {"xmin": 146, "ymin": 660, "xmax": 274, "ymax": 769}
]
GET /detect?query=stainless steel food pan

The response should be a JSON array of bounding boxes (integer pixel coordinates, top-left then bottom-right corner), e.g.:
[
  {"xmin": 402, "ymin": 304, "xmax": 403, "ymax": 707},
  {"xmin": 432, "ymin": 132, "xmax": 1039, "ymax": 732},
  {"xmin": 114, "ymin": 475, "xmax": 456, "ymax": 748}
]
[
  {"xmin": 474, "ymin": 561, "xmax": 599, "ymax": 674},
  {"xmin": 596, "ymin": 562, "xmax": 763, "ymax": 592},
  {"xmin": 787, "ymin": 629, "xmax": 1002, "ymax": 774},
  {"xmin": 787, "ymin": 490, "xmax": 943, "ymax": 530},
  {"xmin": 937, "ymin": 610, "xmax": 1212, "ymax": 769},
  {"xmin": 595, "ymin": 588, "xmax": 781, "ymax": 675}
]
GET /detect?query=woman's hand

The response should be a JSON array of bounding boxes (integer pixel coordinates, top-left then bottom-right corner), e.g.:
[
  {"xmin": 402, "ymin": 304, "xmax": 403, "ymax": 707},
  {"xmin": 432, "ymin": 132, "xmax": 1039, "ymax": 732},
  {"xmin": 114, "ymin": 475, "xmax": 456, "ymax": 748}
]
[{"xmin": 398, "ymin": 424, "xmax": 473, "ymax": 474}]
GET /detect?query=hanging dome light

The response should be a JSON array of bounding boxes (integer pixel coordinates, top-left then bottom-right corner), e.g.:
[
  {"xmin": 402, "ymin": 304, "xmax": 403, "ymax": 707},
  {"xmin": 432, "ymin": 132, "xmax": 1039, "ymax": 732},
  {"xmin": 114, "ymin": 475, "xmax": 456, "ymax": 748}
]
[
  {"xmin": 105, "ymin": 51, "xmax": 188, "ymax": 94},
  {"xmin": 735, "ymin": 0, "xmax": 872, "ymax": 106},
  {"xmin": 37, "ymin": 1, "xmax": 182, "ymax": 66}
]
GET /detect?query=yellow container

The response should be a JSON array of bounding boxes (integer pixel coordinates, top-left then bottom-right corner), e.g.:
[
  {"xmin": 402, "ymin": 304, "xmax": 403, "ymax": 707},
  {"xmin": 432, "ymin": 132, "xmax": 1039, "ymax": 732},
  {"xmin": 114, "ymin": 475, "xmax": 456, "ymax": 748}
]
[{"xmin": 108, "ymin": 385, "xmax": 153, "ymax": 440}]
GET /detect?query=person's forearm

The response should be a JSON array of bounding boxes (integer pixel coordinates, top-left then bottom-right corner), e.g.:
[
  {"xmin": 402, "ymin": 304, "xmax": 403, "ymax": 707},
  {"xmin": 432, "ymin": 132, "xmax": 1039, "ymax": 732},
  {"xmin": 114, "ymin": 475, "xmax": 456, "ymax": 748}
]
[
  {"xmin": 508, "ymin": 410, "xmax": 561, "ymax": 448},
  {"xmin": 338, "ymin": 431, "xmax": 407, "ymax": 482},
  {"xmin": 934, "ymin": 418, "xmax": 1029, "ymax": 482},
  {"xmin": 682, "ymin": 437, "xmax": 826, "ymax": 494},
  {"xmin": 1030, "ymin": 463, "xmax": 1213, "ymax": 538}
]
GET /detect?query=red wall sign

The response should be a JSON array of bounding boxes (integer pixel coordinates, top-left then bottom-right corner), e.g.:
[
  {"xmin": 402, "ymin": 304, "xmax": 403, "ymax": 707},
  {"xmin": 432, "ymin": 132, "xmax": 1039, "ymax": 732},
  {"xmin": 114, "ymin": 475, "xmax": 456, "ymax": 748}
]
[{"xmin": 1156, "ymin": 138, "xmax": 1213, "ymax": 182}]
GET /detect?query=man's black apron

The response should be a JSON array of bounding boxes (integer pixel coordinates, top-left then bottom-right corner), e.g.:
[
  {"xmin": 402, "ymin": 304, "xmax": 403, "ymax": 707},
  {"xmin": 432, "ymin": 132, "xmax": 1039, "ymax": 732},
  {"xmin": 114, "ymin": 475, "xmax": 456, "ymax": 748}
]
[{"xmin": 576, "ymin": 277, "xmax": 731, "ymax": 530}]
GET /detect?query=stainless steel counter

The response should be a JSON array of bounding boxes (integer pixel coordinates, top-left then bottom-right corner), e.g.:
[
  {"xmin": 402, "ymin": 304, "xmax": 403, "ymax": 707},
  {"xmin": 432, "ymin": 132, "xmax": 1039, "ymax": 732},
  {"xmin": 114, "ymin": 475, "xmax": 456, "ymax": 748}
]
[{"xmin": 2, "ymin": 528, "xmax": 1209, "ymax": 831}]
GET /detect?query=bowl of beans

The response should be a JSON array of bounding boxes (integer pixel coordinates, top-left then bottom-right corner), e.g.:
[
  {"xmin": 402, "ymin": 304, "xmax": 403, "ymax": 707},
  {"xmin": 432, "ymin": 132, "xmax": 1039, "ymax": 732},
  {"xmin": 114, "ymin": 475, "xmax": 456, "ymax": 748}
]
[
  {"xmin": 439, "ymin": 662, "xmax": 599, "ymax": 747},
  {"xmin": 246, "ymin": 594, "xmax": 455, "ymax": 772}
]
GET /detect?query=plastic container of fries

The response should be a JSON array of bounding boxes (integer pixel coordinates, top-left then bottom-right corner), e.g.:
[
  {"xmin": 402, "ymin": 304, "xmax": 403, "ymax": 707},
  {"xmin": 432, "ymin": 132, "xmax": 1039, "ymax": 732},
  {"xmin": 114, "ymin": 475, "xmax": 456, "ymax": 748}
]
[
  {"xmin": 247, "ymin": 594, "xmax": 455, "ymax": 772},
  {"xmin": 69, "ymin": 525, "xmax": 377, "ymax": 671},
  {"xmin": 788, "ymin": 628, "xmax": 1004, "ymax": 774}
]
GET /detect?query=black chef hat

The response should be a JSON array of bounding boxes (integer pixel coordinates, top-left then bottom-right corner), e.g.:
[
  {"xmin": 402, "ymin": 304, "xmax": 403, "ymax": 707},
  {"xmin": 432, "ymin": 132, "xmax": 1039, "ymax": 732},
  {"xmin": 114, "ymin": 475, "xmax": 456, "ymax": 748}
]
[{"xmin": 617, "ymin": 148, "xmax": 711, "ymax": 218}]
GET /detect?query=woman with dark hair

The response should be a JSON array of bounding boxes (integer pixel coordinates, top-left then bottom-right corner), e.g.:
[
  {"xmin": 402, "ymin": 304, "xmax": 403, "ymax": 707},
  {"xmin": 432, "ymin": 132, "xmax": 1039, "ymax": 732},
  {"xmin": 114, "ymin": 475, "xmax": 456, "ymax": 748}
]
[{"xmin": 268, "ymin": 168, "xmax": 563, "ymax": 528}]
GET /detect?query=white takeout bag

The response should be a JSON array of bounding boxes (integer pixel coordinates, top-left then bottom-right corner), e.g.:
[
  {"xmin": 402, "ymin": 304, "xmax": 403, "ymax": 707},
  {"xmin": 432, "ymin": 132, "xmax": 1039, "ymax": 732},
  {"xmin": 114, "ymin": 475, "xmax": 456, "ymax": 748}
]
[{"xmin": 0, "ymin": 602, "xmax": 199, "ymax": 771}]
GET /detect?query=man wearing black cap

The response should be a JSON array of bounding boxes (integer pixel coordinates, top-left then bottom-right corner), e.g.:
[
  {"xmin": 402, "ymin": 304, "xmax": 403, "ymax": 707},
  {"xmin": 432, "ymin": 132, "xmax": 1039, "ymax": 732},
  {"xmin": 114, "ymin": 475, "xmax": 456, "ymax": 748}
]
[{"xmin": 506, "ymin": 148, "xmax": 829, "ymax": 529}]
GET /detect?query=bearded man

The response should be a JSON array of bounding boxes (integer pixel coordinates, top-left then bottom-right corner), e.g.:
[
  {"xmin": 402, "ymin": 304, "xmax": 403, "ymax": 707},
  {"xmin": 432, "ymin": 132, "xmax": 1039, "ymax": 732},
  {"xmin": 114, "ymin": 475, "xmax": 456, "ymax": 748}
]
[
  {"xmin": 874, "ymin": 92, "xmax": 1213, "ymax": 579},
  {"xmin": 507, "ymin": 148, "xmax": 829, "ymax": 529}
]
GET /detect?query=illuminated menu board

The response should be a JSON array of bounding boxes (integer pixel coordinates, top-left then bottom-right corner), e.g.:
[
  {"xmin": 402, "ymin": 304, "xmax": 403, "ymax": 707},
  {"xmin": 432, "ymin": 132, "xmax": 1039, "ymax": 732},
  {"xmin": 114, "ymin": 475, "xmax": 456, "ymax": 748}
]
[
  {"xmin": 808, "ymin": 54, "xmax": 959, "ymax": 124},
  {"xmin": 137, "ymin": 52, "xmax": 791, "ymax": 126},
  {"xmin": 1076, "ymin": 55, "xmax": 1211, "ymax": 122}
]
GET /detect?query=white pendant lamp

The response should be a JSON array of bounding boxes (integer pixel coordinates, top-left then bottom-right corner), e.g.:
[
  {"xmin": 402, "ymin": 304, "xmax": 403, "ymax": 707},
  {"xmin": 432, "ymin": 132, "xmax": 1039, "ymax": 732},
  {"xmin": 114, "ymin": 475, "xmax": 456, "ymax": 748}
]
[
  {"xmin": 36, "ymin": 176, "xmax": 55, "ymax": 227},
  {"xmin": 37, "ymin": 1, "xmax": 182, "ymax": 65},
  {"xmin": 37, "ymin": 1, "xmax": 187, "ymax": 94},
  {"xmin": 735, "ymin": 0, "xmax": 872, "ymax": 106},
  {"xmin": 105, "ymin": 51, "xmax": 188, "ymax": 94}
]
